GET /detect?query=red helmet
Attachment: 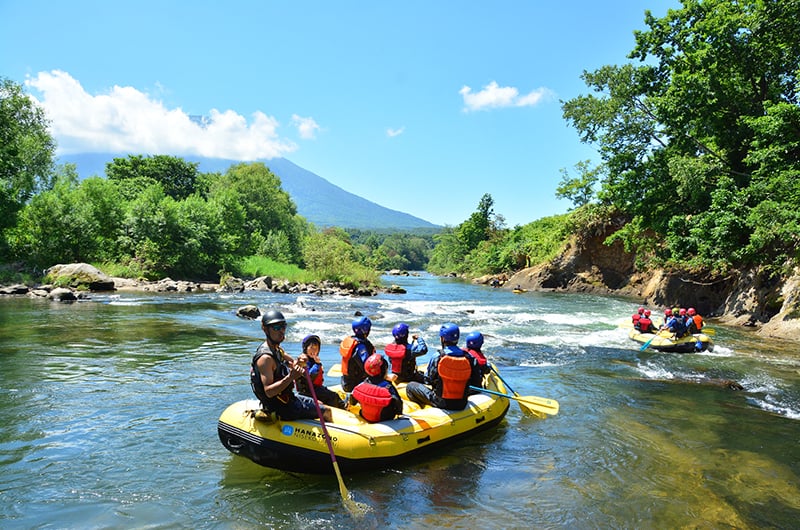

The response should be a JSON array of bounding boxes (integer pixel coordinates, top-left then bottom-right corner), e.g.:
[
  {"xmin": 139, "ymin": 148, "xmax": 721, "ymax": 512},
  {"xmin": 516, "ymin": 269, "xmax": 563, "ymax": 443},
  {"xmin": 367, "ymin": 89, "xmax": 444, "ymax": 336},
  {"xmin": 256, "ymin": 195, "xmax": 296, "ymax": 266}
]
[
  {"xmin": 679, "ymin": 308, "xmax": 687, "ymax": 316},
  {"xmin": 665, "ymin": 309, "xmax": 672, "ymax": 316},
  {"xmin": 644, "ymin": 309, "xmax": 651, "ymax": 316},
  {"xmin": 364, "ymin": 353, "xmax": 385, "ymax": 377},
  {"xmin": 688, "ymin": 308, "xmax": 696, "ymax": 316},
  {"xmin": 638, "ymin": 307, "xmax": 644, "ymax": 314}
]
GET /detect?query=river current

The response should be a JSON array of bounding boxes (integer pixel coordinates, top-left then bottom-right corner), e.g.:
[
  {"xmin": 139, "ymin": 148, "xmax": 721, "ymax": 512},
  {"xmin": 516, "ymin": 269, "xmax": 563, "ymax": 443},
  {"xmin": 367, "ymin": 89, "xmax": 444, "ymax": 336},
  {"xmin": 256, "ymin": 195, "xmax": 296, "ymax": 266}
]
[{"xmin": 1, "ymin": 272, "xmax": 798, "ymax": 528}]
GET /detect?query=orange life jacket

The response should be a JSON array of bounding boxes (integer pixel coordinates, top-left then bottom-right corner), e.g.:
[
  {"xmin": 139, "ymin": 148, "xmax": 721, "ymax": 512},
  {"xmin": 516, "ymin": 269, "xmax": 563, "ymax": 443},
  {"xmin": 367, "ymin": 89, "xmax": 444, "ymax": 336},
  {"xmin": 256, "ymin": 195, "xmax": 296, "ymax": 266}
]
[
  {"xmin": 339, "ymin": 336, "xmax": 358, "ymax": 376},
  {"xmin": 352, "ymin": 382, "xmax": 394, "ymax": 423},
  {"xmin": 693, "ymin": 315, "xmax": 703, "ymax": 331},
  {"xmin": 384, "ymin": 343, "xmax": 406, "ymax": 373},
  {"xmin": 438, "ymin": 355, "xmax": 473, "ymax": 400}
]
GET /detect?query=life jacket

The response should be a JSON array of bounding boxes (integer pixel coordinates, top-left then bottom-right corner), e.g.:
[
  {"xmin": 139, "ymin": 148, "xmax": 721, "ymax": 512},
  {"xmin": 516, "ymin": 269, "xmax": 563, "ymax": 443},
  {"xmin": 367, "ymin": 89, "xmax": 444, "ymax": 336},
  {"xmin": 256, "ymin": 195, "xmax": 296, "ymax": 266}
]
[
  {"xmin": 309, "ymin": 360, "xmax": 324, "ymax": 386},
  {"xmin": 638, "ymin": 317, "xmax": 653, "ymax": 333},
  {"xmin": 295, "ymin": 360, "xmax": 323, "ymax": 395},
  {"xmin": 692, "ymin": 315, "xmax": 704, "ymax": 331},
  {"xmin": 339, "ymin": 336, "xmax": 359, "ymax": 376},
  {"xmin": 384, "ymin": 342, "xmax": 407, "ymax": 374},
  {"xmin": 438, "ymin": 355, "xmax": 473, "ymax": 400},
  {"xmin": 352, "ymin": 381, "xmax": 395, "ymax": 423},
  {"xmin": 250, "ymin": 344, "xmax": 292, "ymax": 409},
  {"xmin": 465, "ymin": 348, "xmax": 487, "ymax": 367}
]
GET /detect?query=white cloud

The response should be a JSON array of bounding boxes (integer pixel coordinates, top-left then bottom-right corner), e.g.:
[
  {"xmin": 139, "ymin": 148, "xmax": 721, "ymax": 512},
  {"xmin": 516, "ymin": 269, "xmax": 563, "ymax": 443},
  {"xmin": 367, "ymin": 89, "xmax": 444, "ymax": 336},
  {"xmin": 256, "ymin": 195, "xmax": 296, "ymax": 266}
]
[
  {"xmin": 291, "ymin": 114, "xmax": 320, "ymax": 139},
  {"xmin": 386, "ymin": 126, "xmax": 405, "ymax": 137},
  {"xmin": 25, "ymin": 70, "xmax": 299, "ymax": 159},
  {"xmin": 459, "ymin": 81, "xmax": 554, "ymax": 112}
]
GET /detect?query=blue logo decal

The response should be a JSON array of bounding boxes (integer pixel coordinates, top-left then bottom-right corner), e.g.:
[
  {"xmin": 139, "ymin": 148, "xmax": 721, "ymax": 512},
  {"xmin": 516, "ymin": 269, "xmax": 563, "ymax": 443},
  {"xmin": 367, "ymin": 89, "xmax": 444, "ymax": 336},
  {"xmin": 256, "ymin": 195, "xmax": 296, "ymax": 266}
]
[{"xmin": 281, "ymin": 425, "xmax": 294, "ymax": 436}]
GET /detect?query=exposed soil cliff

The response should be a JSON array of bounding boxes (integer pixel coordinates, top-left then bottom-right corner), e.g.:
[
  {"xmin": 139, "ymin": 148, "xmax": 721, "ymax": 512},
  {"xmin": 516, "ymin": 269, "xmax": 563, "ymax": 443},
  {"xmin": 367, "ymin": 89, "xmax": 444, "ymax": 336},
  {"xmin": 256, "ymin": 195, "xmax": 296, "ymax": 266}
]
[{"xmin": 500, "ymin": 218, "xmax": 800, "ymax": 342}]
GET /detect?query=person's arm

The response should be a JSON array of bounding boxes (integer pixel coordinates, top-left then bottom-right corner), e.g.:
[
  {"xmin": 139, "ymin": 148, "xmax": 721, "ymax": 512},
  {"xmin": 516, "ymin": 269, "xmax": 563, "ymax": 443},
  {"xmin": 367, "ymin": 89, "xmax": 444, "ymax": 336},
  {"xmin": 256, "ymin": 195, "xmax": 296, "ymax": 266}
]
[
  {"xmin": 258, "ymin": 354, "xmax": 304, "ymax": 398},
  {"xmin": 411, "ymin": 335, "xmax": 428, "ymax": 356}
]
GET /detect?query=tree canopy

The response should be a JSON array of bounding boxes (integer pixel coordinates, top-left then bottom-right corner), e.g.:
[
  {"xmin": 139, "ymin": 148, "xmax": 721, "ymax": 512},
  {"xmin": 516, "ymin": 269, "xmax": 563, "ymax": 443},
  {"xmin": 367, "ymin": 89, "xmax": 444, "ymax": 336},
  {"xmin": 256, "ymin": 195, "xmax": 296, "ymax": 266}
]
[
  {"xmin": 0, "ymin": 77, "xmax": 55, "ymax": 252},
  {"xmin": 561, "ymin": 0, "xmax": 800, "ymax": 272}
]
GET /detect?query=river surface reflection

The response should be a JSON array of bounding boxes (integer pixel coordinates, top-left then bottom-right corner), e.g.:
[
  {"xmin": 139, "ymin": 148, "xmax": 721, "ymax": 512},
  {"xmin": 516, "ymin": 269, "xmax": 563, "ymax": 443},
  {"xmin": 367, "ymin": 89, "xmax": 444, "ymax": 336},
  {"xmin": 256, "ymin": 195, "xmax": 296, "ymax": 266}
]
[{"xmin": 0, "ymin": 272, "xmax": 798, "ymax": 528}]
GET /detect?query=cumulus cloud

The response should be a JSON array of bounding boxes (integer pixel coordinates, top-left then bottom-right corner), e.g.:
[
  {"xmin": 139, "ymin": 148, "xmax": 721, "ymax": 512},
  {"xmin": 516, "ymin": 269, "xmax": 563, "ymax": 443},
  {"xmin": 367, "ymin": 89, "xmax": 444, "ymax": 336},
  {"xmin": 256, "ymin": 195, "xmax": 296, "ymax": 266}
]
[
  {"xmin": 25, "ymin": 70, "xmax": 299, "ymax": 159},
  {"xmin": 459, "ymin": 81, "xmax": 554, "ymax": 112},
  {"xmin": 386, "ymin": 126, "xmax": 405, "ymax": 137},
  {"xmin": 291, "ymin": 114, "xmax": 320, "ymax": 140}
]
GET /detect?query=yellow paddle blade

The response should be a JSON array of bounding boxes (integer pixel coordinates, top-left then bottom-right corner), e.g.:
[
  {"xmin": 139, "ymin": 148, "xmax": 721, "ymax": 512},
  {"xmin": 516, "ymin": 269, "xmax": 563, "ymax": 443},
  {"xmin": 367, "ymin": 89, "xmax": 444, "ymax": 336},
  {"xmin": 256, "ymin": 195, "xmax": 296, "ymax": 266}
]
[
  {"xmin": 332, "ymin": 461, "xmax": 370, "ymax": 519},
  {"xmin": 701, "ymin": 327, "xmax": 716, "ymax": 336},
  {"xmin": 517, "ymin": 395, "xmax": 559, "ymax": 416},
  {"xmin": 327, "ymin": 363, "xmax": 343, "ymax": 378}
]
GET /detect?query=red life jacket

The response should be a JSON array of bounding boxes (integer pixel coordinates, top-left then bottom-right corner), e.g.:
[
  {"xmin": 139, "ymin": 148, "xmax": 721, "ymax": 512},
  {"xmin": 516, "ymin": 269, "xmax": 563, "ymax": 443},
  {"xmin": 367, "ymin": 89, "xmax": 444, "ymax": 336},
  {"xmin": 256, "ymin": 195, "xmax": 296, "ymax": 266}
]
[
  {"xmin": 438, "ymin": 355, "xmax": 473, "ymax": 400},
  {"xmin": 384, "ymin": 343, "xmax": 406, "ymax": 373},
  {"xmin": 352, "ymin": 382, "xmax": 394, "ymax": 423},
  {"xmin": 638, "ymin": 317, "xmax": 653, "ymax": 332},
  {"xmin": 339, "ymin": 336, "xmax": 358, "ymax": 376},
  {"xmin": 465, "ymin": 348, "xmax": 487, "ymax": 366}
]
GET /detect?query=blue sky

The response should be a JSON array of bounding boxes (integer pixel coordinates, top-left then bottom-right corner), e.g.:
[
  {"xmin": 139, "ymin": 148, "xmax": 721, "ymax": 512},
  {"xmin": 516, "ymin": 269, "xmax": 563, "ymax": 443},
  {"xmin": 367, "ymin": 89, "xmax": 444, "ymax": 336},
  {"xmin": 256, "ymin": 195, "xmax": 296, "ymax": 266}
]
[{"xmin": 1, "ymin": 1, "xmax": 677, "ymax": 227}]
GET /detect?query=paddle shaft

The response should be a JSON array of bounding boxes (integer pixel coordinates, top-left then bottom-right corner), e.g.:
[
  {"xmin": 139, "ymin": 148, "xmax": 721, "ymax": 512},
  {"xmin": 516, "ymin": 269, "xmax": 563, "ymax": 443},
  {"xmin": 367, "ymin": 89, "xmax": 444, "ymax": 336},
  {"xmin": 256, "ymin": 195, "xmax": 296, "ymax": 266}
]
[
  {"xmin": 304, "ymin": 371, "xmax": 350, "ymax": 503},
  {"xmin": 490, "ymin": 365, "xmax": 518, "ymax": 395},
  {"xmin": 640, "ymin": 335, "xmax": 657, "ymax": 351},
  {"xmin": 469, "ymin": 385, "xmax": 558, "ymax": 416}
]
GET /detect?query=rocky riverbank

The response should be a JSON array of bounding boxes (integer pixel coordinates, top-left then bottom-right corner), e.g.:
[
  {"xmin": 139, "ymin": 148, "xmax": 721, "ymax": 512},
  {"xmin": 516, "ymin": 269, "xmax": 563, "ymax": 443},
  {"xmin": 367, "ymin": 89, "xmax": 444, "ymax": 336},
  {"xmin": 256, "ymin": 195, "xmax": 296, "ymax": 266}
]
[
  {"xmin": 0, "ymin": 263, "xmax": 408, "ymax": 301},
  {"xmin": 474, "ymin": 221, "xmax": 800, "ymax": 342}
]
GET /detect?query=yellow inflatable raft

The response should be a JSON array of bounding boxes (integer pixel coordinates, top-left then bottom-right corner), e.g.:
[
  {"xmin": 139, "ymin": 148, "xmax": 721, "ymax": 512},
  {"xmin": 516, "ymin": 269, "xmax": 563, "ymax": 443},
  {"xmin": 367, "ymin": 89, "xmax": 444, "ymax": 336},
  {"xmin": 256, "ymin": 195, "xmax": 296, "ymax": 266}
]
[
  {"xmin": 218, "ymin": 369, "xmax": 510, "ymax": 474},
  {"xmin": 628, "ymin": 328, "xmax": 714, "ymax": 353}
]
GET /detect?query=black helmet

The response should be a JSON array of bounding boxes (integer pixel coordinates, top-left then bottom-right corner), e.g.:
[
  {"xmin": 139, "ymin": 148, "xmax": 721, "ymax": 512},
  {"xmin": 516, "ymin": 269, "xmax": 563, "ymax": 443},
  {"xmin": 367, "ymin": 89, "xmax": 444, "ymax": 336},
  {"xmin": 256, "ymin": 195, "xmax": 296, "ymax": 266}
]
[
  {"xmin": 302, "ymin": 334, "xmax": 321, "ymax": 351},
  {"xmin": 261, "ymin": 309, "xmax": 286, "ymax": 326}
]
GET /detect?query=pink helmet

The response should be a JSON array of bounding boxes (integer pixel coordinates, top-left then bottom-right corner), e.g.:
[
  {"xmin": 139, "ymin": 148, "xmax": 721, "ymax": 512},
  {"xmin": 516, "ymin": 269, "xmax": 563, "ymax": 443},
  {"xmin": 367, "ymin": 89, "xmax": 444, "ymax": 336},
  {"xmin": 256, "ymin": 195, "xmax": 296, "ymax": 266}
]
[
  {"xmin": 665, "ymin": 309, "xmax": 672, "ymax": 316},
  {"xmin": 679, "ymin": 308, "xmax": 687, "ymax": 316},
  {"xmin": 688, "ymin": 308, "xmax": 696, "ymax": 316}
]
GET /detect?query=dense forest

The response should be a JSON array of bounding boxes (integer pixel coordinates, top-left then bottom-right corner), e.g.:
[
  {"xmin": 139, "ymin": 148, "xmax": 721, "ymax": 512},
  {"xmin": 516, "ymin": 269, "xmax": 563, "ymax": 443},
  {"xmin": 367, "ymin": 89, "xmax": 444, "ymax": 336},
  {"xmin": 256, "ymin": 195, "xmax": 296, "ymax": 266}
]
[{"xmin": 2, "ymin": 0, "xmax": 798, "ymax": 287}]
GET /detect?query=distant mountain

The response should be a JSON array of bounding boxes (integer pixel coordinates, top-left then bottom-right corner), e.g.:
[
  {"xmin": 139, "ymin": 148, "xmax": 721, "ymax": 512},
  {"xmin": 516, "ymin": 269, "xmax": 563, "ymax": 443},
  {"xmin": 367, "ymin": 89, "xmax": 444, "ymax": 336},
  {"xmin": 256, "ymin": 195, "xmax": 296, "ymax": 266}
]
[{"xmin": 57, "ymin": 153, "xmax": 440, "ymax": 231}]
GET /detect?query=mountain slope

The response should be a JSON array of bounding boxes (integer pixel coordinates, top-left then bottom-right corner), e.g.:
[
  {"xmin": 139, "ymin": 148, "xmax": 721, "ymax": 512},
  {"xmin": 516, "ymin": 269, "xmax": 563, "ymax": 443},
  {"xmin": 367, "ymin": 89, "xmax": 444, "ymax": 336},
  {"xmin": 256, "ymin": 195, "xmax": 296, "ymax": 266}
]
[{"xmin": 58, "ymin": 153, "xmax": 440, "ymax": 231}]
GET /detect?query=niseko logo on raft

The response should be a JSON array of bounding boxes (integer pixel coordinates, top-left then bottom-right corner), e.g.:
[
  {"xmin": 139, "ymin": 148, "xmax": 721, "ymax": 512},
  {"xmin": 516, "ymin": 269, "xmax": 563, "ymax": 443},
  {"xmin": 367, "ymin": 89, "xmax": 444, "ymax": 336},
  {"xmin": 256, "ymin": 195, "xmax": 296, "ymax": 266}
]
[{"xmin": 280, "ymin": 424, "xmax": 338, "ymax": 445}]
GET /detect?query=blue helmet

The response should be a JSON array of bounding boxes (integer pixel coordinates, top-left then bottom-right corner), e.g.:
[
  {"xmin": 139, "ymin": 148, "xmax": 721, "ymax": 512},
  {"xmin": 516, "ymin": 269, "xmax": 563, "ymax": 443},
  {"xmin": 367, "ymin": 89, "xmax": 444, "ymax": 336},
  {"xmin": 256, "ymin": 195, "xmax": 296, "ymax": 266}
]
[
  {"xmin": 439, "ymin": 323, "xmax": 460, "ymax": 344},
  {"xmin": 392, "ymin": 322, "xmax": 409, "ymax": 339},
  {"xmin": 352, "ymin": 316, "xmax": 372, "ymax": 337},
  {"xmin": 465, "ymin": 331, "xmax": 484, "ymax": 350}
]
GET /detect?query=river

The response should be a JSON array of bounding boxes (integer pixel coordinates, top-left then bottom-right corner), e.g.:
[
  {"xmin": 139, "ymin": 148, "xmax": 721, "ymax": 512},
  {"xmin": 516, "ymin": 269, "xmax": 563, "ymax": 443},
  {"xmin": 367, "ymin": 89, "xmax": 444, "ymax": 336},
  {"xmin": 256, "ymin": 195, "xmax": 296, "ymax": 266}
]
[{"xmin": 1, "ymin": 272, "xmax": 798, "ymax": 528}]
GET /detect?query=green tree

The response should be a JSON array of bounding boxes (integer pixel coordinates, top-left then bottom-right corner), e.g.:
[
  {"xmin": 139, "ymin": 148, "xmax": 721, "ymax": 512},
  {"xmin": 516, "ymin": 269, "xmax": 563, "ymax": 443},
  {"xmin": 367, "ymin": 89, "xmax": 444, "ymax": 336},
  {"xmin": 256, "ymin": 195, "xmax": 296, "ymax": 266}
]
[
  {"xmin": 11, "ymin": 170, "xmax": 123, "ymax": 268},
  {"xmin": 458, "ymin": 193, "xmax": 497, "ymax": 251},
  {"xmin": 556, "ymin": 160, "xmax": 602, "ymax": 209},
  {"xmin": 302, "ymin": 228, "xmax": 378, "ymax": 286},
  {"xmin": 106, "ymin": 155, "xmax": 200, "ymax": 200},
  {"xmin": 562, "ymin": 0, "xmax": 800, "ymax": 271},
  {"xmin": 0, "ymin": 77, "xmax": 56, "ymax": 254},
  {"xmin": 207, "ymin": 162, "xmax": 307, "ymax": 263}
]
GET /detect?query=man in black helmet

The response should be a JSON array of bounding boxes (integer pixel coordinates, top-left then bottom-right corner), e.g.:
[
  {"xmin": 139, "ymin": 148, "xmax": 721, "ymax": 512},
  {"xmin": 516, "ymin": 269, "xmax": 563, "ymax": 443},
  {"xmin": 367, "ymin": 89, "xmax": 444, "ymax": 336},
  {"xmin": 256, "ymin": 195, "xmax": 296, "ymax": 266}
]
[{"xmin": 250, "ymin": 309, "xmax": 332, "ymax": 421}]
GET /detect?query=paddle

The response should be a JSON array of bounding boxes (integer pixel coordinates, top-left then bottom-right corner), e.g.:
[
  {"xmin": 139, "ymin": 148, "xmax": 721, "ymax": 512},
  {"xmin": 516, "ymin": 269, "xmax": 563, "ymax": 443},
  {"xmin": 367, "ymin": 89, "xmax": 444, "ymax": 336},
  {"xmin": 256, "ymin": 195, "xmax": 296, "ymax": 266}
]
[
  {"xmin": 639, "ymin": 334, "xmax": 657, "ymax": 351},
  {"xmin": 489, "ymin": 365, "xmax": 553, "ymax": 418},
  {"xmin": 304, "ymin": 370, "xmax": 368, "ymax": 518},
  {"xmin": 469, "ymin": 385, "xmax": 559, "ymax": 416}
]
